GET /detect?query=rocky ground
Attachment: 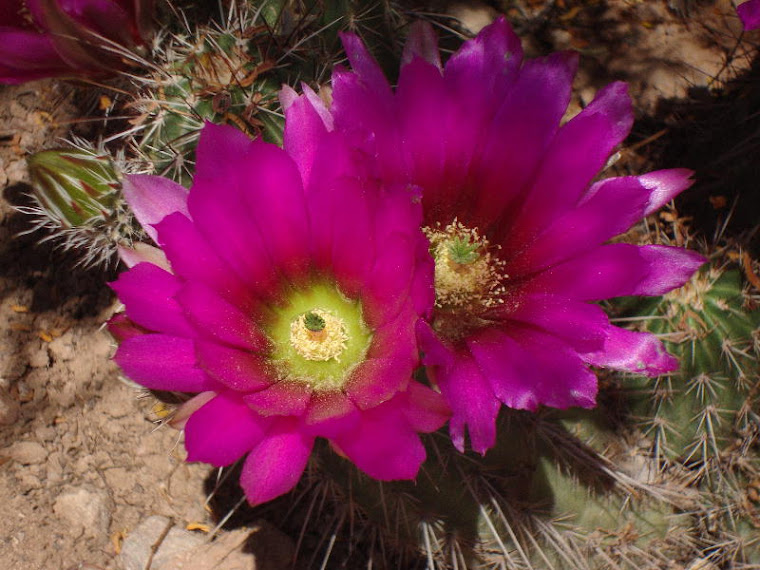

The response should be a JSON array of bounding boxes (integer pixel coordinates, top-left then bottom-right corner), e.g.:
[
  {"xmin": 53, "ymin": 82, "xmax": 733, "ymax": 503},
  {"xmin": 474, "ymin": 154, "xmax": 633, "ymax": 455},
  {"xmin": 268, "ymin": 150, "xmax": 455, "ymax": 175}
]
[{"xmin": 0, "ymin": 1, "xmax": 757, "ymax": 569}]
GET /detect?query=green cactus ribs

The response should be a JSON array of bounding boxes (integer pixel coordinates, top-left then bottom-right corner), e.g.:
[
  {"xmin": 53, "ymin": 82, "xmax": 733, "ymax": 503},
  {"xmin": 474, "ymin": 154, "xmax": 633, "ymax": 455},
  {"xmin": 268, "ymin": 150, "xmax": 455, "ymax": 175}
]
[
  {"xmin": 622, "ymin": 264, "xmax": 760, "ymax": 467},
  {"xmin": 128, "ymin": 0, "xmax": 404, "ymax": 186}
]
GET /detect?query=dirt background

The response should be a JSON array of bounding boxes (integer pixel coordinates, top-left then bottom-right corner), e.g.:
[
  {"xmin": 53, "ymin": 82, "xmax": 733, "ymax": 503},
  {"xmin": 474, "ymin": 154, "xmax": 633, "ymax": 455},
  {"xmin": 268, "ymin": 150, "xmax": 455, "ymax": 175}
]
[{"xmin": 0, "ymin": 1, "xmax": 757, "ymax": 569}]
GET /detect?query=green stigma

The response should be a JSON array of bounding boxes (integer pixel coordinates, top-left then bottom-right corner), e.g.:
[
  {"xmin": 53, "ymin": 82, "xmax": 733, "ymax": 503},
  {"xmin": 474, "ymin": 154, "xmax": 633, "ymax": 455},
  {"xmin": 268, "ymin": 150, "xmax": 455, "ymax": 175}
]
[
  {"xmin": 448, "ymin": 235, "xmax": 480, "ymax": 265},
  {"xmin": 303, "ymin": 311, "xmax": 326, "ymax": 332}
]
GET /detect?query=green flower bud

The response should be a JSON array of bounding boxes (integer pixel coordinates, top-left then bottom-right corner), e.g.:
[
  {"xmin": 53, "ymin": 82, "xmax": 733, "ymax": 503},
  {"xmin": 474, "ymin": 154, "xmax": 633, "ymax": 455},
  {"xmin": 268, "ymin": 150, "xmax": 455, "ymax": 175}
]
[{"xmin": 27, "ymin": 148, "xmax": 121, "ymax": 228}]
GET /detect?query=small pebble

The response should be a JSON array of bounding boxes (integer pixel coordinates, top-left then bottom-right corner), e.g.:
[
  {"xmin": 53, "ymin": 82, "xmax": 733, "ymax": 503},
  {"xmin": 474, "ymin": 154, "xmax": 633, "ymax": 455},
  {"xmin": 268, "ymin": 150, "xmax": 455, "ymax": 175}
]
[
  {"xmin": 53, "ymin": 486, "xmax": 113, "ymax": 539},
  {"xmin": 7, "ymin": 441, "xmax": 47, "ymax": 465}
]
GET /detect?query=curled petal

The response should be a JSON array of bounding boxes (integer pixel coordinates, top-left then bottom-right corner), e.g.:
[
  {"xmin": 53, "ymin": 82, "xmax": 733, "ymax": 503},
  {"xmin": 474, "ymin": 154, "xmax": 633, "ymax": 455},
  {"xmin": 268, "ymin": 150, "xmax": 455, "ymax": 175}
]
[
  {"xmin": 107, "ymin": 314, "xmax": 147, "ymax": 342},
  {"xmin": 118, "ymin": 243, "xmax": 170, "ymax": 271},
  {"xmin": 524, "ymin": 244, "xmax": 706, "ymax": 301},
  {"xmin": 122, "ymin": 174, "xmax": 189, "ymax": 243},
  {"xmin": 169, "ymin": 391, "xmax": 215, "ymax": 430},
  {"xmin": 582, "ymin": 326, "xmax": 678, "ymax": 376},
  {"xmin": 639, "ymin": 168, "xmax": 694, "ymax": 216},
  {"xmin": 468, "ymin": 328, "xmax": 598, "ymax": 412},
  {"xmin": 495, "ymin": 294, "xmax": 608, "ymax": 353}
]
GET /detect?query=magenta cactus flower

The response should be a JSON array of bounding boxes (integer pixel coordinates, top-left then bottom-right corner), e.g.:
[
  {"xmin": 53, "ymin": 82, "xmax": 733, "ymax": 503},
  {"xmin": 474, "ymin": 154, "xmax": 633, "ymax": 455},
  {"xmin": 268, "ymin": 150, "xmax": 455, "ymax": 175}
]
[
  {"xmin": 109, "ymin": 122, "xmax": 449, "ymax": 505},
  {"xmin": 738, "ymin": 0, "xmax": 760, "ymax": 30},
  {"xmin": 283, "ymin": 18, "xmax": 706, "ymax": 454},
  {"xmin": 0, "ymin": 0, "xmax": 154, "ymax": 84}
]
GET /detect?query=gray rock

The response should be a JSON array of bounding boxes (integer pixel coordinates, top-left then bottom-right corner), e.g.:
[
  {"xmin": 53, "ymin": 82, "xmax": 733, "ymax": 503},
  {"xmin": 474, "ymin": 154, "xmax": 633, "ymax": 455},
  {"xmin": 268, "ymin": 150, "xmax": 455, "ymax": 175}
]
[
  {"xmin": 53, "ymin": 486, "xmax": 113, "ymax": 539},
  {"xmin": 120, "ymin": 516, "xmax": 204, "ymax": 570},
  {"xmin": 7, "ymin": 441, "xmax": 47, "ymax": 464},
  {"xmin": 158, "ymin": 522, "xmax": 295, "ymax": 570}
]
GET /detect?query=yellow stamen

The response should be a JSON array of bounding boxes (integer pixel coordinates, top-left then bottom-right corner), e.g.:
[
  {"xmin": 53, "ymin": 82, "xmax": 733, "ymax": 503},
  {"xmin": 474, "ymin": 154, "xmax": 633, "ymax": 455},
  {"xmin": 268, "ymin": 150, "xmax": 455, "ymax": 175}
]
[
  {"xmin": 289, "ymin": 308, "xmax": 349, "ymax": 362},
  {"xmin": 424, "ymin": 220, "xmax": 507, "ymax": 310}
]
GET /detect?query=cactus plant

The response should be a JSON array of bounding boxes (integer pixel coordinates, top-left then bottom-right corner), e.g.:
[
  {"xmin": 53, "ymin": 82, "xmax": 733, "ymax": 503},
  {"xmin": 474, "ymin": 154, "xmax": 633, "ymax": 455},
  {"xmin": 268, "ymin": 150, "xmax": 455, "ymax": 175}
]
[{"xmin": 126, "ymin": 0, "xmax": 407, "ymax": 185}]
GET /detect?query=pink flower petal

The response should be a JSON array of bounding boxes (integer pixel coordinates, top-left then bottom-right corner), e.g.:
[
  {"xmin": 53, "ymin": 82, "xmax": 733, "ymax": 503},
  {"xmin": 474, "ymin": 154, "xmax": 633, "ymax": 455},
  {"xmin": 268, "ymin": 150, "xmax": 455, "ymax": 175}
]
[
  {"xmin": 193, "ymin": 121, "xmax": 253, "ymax": 181},
  {"xmin": 195, "ymin": 341, "xmax": 274, "ymax": 393},
  {"xmin": 302, "ymin": 392, "xmax": 360, "ymax": 438},
  {"xmin": 239, "ymin": 418, "xmax": 314, "ymax": 506},
  {"xmin": 443, "ymin": 16, "xmax": 523, "ymax": 111},
  {"xmin": 362, "ymin": 233, "xmax": 415, "ymax": 327},
  {"xmin": 282, "ymin": 84, "xmax": 333, "ymax": 189},
  {"xmin": 468, "ymin": 327, "xmax": 598, "ymax": 412},
  {"xmin": 339, "ymin": 31, "xmax": 393, "ymax": 102},
  {"xmin": 401, "ymin": 20, "xmax": 442, "ymax": 70},
  {"xmin": 175, "ymin": 281, "xmax": 268, "ymax": 352},
  {"xmin": 243, "ymin": 382, "xmax": 312, "ymax": 417},
  {"xmin": 738, "ymin": 0, "xmax": 760, "ymax": 30},
  {"xmin": 330, "ymin": 398, "xmax": 426, "ymax": 480},
  {"xmin": 187, "ymin": 128, "xmax": 282, "ymax": 297},
  {"xmin": 432, "ymin": 354, "xmax": 500, "ymax": 454},
  {"xmin": 524, "ymin": 244, "xmax": 705, "ymax": 301},
  {"xmin": 494, "ymin": 294, "xmax": 608, "ymax": 353},
  {"xmin": 0, "ymin": 30, "xmax": 71, "ymax": 83},
  {"xmin": 471, "ymin": 51, "xmax": 578, "ymax": 227},
  {"xmin": 155, "ymin": 212, "xmax": 256, "ymax": 311},
  {"xmin": 508, "ymin": 82, "xmax": 633, "ymax": 243},
  {"xmin": 114, "ymin": 334, "xmax": 217, "ymax": 392},
  {"xmin": 110, "ymin": 262, "xmax": 194, "ymax": 337},
  {"xmin": 122, "ymin": 174, "xmax": 189, "ymax": 243},
  {"xmin": 639, "ymin": 168, "xmax": 694, "ymax": 216},
  {"xmin": 234, "ymin": 141, "xmax": 311, "ymax": 280},
  {"xmin": 508, "ymin": 176, "xmax": 650, "ymax": 275},
  {"xmin": 345, "ymin": 357, "xmax": 410, "ymax": 410},
  {"xmin": 582, "ymin": 326, "xmax": 678, "ymax": 376},
  {"xmin": 327, "ymin": 179, "xmax": 375, "ymax": 297},
  {"xmin": 185, "ymin": 392, "xmax": 271, "ymax": 466},
  {"xmin": 401, "ymin": 382, "xmax": 450, "ymax": 433}
]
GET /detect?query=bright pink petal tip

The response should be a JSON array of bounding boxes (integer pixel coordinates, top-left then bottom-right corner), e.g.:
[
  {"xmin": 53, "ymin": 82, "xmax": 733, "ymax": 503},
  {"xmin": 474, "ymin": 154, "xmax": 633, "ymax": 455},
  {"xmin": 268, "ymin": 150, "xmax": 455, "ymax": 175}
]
[
  {"xmin": 239, "ymin": 419, "xmax": 314, "ymax": 506},
  {"xmin": 122, "ymin": 174, "xmax": 189, "ymax": 243},
  {"xmin": 739, "ymin": 0, "xmax": 760, "ymax": 30}
]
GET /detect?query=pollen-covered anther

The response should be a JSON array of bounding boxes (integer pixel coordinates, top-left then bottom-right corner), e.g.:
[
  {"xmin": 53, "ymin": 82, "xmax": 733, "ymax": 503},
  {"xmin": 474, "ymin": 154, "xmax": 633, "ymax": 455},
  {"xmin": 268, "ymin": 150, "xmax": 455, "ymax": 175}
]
[
  {"xmin": 424, "ymin": 220, "xmax": 507, "ymax": 309},
  {"xmin": 290, "ymin": 309, "xmax": 349, "ymax": 361}
]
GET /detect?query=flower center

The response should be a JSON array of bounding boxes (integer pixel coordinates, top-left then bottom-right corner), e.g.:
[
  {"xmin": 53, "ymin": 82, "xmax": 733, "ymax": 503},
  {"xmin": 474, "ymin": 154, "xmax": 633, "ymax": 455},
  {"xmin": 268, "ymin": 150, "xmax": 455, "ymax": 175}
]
[
  {"xmin": 266, "ymin": 283, "xmax": 372, "ymax": 392},
  {"xmin": 424, "ymin": 220, "xmax": 507, "ymax": 311},
  {"xmin": 289, "ymin": 309, "xmax": 349, "ymax": 362}
]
